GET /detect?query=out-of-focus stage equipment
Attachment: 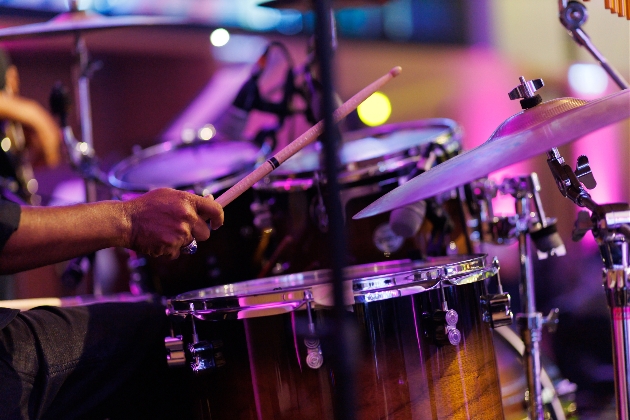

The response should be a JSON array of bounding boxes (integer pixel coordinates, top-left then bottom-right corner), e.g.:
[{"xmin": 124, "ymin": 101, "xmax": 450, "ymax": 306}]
[
  {"xmin": 0, "ymin": 0, "xmax": 187, "ymax": 294},
  {"xmin": 558, "ymin": 1, "xmax": 629, "ymax": 89},
  {"xmin": 0, "ymin": 120, "xmax": 40, "ymax": 205},
  {"xmin": 214, "ymin": 66, "xmax": 401, "ymax": 208},
  {"xmin": 252, "ymin": 119, "xmax": 462, "ymax": 275},
  {"xmin": 166, "ymin": 256, "xmax": 507, "ymax": 419},
  {"xmin": 355, "ymin": 77, "xmax": 629, "ymax": 419}
]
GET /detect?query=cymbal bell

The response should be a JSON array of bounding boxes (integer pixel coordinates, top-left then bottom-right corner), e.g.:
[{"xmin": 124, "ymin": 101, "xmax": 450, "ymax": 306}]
[
  {"xmin": 354, "ymin": 89, "xmax": 630, "ymax": 219},
  {"xmin": 0, "ymin": 10, "xmax": 187, "ymax": 40}
]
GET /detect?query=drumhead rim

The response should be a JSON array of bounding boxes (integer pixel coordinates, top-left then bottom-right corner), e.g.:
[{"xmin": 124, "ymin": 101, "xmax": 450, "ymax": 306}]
[
  {"xmin": 108, "ymin": 140, "xmax": 264, "ymax": 192},
  {"xmin": 167, "ymin": 255, "xmax": 492, "ymax": 316}
]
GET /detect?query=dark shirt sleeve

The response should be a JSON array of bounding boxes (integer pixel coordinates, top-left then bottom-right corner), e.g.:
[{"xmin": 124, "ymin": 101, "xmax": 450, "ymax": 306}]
[{"xmin": 0, "ymin": 199, "xmax": 21, "ymax": 254}]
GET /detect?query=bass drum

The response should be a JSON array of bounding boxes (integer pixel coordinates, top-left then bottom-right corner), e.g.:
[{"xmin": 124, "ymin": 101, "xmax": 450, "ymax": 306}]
[
  {"xmin": 168, "ymin": 255, "xmax": 504, "ymax": 420},
  {"xmin": 494, "ymin": 326, "xmax": 577, "ymax": 420},
  {"xmin": 252, "ymin": 119, "xmax": 466, "ymax": 277},
  {"xmin": 109, "ymin": 140, "xmax": 265, "ymax": 297}
]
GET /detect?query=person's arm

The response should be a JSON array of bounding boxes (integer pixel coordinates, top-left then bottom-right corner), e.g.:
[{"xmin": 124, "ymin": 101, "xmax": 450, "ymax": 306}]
[
  {"xmin": 0, "ymin": 188, "xmax": 224, "ymax": 275},
  {"xmin": 0, "ymin": 93, "xmax": 61, "ymax": 167}
]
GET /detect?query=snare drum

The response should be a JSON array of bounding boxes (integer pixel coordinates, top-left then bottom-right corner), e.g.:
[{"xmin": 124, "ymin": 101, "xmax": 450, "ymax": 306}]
[
  {"xmin": 252, "ymin": 119, "xmax": 464, "ymax": 276},
  {"xmin": 109, "ymin": 140, "xmax": 265, "ymax": 296},
  {"xmin": 168, "ymin": 255, "xmax": 504, "ymax": 419}
]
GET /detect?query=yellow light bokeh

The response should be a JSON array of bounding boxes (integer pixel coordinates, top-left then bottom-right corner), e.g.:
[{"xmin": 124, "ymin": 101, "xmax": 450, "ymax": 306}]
[{"xmin": 357, "ymin": 91, "xmax": 392, "ymax": 127}]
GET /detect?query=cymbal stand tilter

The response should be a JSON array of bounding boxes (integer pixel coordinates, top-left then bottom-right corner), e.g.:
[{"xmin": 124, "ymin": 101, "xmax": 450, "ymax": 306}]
[
  {"xmin": 470, "ymin": 173, "xmax": 563, "ymax": 420},
  {"xmin": 547, "ymin": 146, "xmax": 630, "ymax": 420},
  {"xmin": 558, "ymin": 0, "xmax": 629, "ymax": 90}
]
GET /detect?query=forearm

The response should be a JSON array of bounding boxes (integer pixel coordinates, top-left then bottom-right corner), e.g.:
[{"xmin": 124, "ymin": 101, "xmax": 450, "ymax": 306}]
[{"xmin": 0, "ymin": 201, "xmax": 130, "ymax": 274}]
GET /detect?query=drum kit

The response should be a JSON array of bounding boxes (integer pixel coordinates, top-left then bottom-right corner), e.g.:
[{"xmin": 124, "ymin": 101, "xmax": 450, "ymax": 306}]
[{"xmin": 0, "ymin": 0, "xmax": 628, "ymax": 419}]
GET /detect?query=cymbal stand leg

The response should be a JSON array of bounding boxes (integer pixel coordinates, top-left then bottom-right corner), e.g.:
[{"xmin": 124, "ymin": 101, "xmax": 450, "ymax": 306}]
[
  {"xmin": 559, "ymin": 1, "xmax": 629, "ymax": 90},
  {"xmin": 515, "ymin": 195, "xmax": 545, "ymax": 420}
]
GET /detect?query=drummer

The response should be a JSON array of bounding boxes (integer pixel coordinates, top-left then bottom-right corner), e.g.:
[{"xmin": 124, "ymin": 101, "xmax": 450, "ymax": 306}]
[{"xmin": 0, "ymin": 188, "xmax": 224, "ymax": 418}]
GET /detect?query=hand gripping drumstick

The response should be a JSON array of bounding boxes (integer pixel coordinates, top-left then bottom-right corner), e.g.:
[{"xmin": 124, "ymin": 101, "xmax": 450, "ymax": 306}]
[{"xmin": 215, "ymin": 66, "xmax": 402, "ymax": 208}]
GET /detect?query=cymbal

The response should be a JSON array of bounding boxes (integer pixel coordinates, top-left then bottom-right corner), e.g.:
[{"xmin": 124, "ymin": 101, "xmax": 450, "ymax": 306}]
[
  {"xmin": 0, "ymin": 10, "xmax": 187, "ymax": 40},
  {"xmin": 259, "ymin": 0, "xmax": 389, "ymax": 11},
  {"xmin": 354, "ymin": 89, "xmax": 630, "ymax": 219}
]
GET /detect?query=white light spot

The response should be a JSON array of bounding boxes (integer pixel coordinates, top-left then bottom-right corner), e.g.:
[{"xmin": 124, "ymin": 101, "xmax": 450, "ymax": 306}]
[
  {"xmin": 78, "ymin": 142, "xmax": 89, "ymax": 154},
  {"xmin": 26, "ymin": 179, "xmax": 38, "ymax": 194},
  {"xmin": 568, "ymin": 63, "xmax": 608, "ymax": 96},
  {"xmin": 1, "ymin": 137, "xmax": 11, "ymax": 152},
  {"xmin": 181, "ymin": 128, "xmax": 196, "ymax": 143},
  {"xmin": 210, "ymin": 28, "xmax": 230, "ymax": 47},
  {"xmin": 198, "ymin": 124, "xmax": 216, "ymax": 141}
]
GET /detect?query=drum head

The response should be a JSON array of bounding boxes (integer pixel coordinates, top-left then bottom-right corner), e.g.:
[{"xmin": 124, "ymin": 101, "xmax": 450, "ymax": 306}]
[
  {"xmin": 109, "ymin": 141, "xmax": 263, "ymax": 191},
  {"xmin": 168, "ymin": 255, "xmax": 493, "ymax": 317},
  {"xmin": 256, "ymin": 119, "xmax": 460, "ymax": 191}
]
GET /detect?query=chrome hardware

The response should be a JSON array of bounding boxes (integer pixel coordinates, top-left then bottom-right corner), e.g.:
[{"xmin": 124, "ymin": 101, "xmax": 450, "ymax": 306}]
[
  {"xmin": 165, "ymin": 336, "xmax": 186, "ymax": 368},
  {"xmin": 481, "ymin": 257, "xmax": 514, "ymax": 328},
  {"xmin": 303, "ymin": 299, "xmax": 324, "ymax": 369},
  {"xmin": 575, "ymin": 155, "xmax": 597, "ymax": 190},
  {"xmin": 508, "ymin": 76, "xmax": 544, "ymax": 101},
  {"xmin": 187, "ymin": 307, "xmax": 226, "ymax": 373}
]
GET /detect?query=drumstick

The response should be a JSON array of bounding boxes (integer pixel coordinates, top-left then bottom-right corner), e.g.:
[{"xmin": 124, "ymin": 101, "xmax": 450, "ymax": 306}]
[{"xmin": 215, "ymin": 66, "xmax": 402, "ymax": 208}]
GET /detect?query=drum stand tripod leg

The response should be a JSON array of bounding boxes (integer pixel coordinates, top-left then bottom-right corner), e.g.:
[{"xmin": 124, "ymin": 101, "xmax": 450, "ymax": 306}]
[{"xmin": 516, "ymin": 214, "xmax": 545, "ymax": 420}]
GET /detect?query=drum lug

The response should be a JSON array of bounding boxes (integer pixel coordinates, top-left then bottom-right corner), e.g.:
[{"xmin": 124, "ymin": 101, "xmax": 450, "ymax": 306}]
[
  {"xmin": 303, "ymin": 299, "xmax": 324, "ymax": 369},
  {"xmin": 426, "ymin": 308, "xmax": 461, "ymax": 346},
  {"xmin": 188, "ymin": 339, "xmax": 226, "ymax": 372},
  {"xmin": 187, "ymin": 310, "xmax": 226, "ymax": 373},
  {"xmin": 304, "ymin": 337, "xmax": 324, "ymax": 369}
]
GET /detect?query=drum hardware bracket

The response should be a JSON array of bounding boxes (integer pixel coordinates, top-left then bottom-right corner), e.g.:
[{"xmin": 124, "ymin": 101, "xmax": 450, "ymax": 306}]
[
  {"xmin": 165, "ymin": 335, "xmax": 187, "ymax": 368},
  {"xmin": 187, "ymin": 305, "xmax": 226, "ymax": 372},
  {"xmin": 481, "ymin": 257, "xmax": 514, "ymax": 329},
  {"xmin": 303, "ymin": 297, "xmax": 324, "ymax": 369},
  {"xmin": 558, "ymin": 1, "xmax": 630, "ymax": 90},
  {"xmin": 426, "ymin": 280, "xmax": 461, "ymax": 346}
]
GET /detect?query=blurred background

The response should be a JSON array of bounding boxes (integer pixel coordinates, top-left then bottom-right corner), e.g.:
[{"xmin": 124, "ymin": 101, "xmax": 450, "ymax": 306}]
[{"xmin": 0, "ymin": 0, "xmax": 628, "ymax": 418}]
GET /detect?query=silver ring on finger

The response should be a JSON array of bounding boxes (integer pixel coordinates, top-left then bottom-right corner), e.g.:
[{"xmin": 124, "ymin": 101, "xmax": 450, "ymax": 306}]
[{"xmin": 180, "ymin": 238, "xmax": 198, "ymax": 255}]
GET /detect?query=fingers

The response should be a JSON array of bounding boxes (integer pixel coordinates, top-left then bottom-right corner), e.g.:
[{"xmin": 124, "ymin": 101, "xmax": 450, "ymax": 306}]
[{"xmin": 194, "ymin": 194, "xmax": 224, "ymax": 231}]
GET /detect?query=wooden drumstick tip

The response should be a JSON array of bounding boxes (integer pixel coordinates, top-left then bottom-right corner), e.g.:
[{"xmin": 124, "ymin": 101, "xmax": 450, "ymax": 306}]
[{"xmin": 390, "ymin": 66, "xmax": 402, "ymax": 77}]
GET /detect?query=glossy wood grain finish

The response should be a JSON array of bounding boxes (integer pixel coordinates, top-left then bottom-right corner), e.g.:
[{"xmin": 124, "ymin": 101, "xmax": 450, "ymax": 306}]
[{"xmin": 181, "ymin": 279, "xmax": 503, "ymax": 419}]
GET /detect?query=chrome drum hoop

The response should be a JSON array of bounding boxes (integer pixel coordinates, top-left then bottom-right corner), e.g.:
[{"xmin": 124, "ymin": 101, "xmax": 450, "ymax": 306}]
[{"xmin": 167, "ymin": 254, "xmax": 495, "ymax": 320}]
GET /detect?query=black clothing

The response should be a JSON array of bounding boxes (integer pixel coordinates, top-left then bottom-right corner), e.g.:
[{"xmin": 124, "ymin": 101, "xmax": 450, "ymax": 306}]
[
  {"xmin": 0, "ymin": 198, "xmax": 20, "ymax": 329},
  {"xmin": 0, "ymin": 301, "xmax": 172, "ymax": 420}
]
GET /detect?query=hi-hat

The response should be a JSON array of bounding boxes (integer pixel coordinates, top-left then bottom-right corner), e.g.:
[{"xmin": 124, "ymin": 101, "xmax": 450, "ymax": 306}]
[
  {"xmin": 354, "ymin": 88, "xmax": 630, "ymax": 219},
  {"xmin": 0, "ymin": 10, "xmax": 187, "ymax": 40}
]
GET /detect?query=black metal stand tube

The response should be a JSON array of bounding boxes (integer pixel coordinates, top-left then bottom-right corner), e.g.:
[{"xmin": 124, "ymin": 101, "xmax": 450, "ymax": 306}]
[{"xmin": 313, "ymin": 2, "xmax": 356, "ymax": 419}]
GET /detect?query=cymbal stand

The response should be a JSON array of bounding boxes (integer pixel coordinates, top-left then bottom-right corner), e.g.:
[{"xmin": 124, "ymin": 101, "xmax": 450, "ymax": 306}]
[
  {"xmin": 547, "ymin": 147, "xmax": 630, "ymax": 420},
  {"xmin": 471, "ymin": 174, "xmax": 562, "ymax": 420},
  {"xmin": 558, "ymin": 0, "xmax": 629, "ymax": 90}
]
